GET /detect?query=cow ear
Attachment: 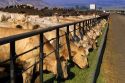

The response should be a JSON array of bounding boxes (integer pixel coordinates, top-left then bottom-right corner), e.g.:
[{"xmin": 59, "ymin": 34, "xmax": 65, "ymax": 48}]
[
  {"xmin": 79, "ymin": 46, "xmax": 83, "ymax": 49},
  {"xmin": 33, "ymin": 24, "xmax": 40, "ymax": 30},
  {"xmin": 79, "ymin": 46, "xmax": 84, "ymax": 50},
  {"xmin": 71, "ymin": 51, "xmax": 76, "ymax": 57}
]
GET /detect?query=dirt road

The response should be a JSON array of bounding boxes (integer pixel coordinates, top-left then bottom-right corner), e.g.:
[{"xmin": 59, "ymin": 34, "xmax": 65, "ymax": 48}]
[{"xmin": 99, "ymin": 14, "xmax": 125, "ymax": 83}]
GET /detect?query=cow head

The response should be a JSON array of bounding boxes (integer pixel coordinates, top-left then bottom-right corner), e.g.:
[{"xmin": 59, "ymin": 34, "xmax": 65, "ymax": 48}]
[
  {"xmin": 80, "ymin": 36, "xmax": 92, "ymax": 53},
  {"xmin": 92, "ymin": 28, "xmax": 100, "ymax": 37},
  {"xmin": 60, "ymin": 56, "xmax": 68, "ymax": 79},
  {"xmin": 43, "ymin": 55, "xmax": 68, "ymax": 79},
  {"xmin": 87, "ymin": 30, "xmax": 95, "ymax": 39},
  {"xmin": 70, "ymin": 43, "xmax": 89, "ymax": 69}
]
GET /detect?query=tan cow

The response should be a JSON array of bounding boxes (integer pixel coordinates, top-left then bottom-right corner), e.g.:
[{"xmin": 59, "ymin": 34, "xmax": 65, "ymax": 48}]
[{"xmin": 42, "ymin": 36, "xmax": 68, "ymax": 78}]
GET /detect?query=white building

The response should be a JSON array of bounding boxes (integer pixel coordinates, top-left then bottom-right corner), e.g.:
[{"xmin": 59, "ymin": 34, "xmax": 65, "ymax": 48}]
[{"xmin": 90, "ymin": 4, "xmax": 96, "ymax": 10}]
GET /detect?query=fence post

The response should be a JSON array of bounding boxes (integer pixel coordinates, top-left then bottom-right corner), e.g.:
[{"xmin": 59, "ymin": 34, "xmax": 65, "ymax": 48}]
[
  {"xmin": 94, "ymin": 18, "xmax": 96, "ymax": 26},
  {"xmin": 91, "ymin": 19, "xmax": 93, "ymax": 28},
  {"xmin": 10, "ymin": 41, "xmax": 16, "ymax": 83},
  {"xmin": 89, "ymin": 19, "xmax": 91, "ymax": 29},
  {"xmin": 82, "ymin": 21, "xmax": 85, "ymax": 35},
  {"xmin": 73, "ymin": 23, "xmax": 80, "ymax": 42},
  {"xmin": 56, "ymin": 28, "xmax": 63, "ymax": 79},
  {"xmin": 92, "ymin": 19, "xmax": 94, "ymax": 27},
  {"xmin": 74, "ymin": 24, "xmax": 76, "ymax": 36},
  {"xmin": 66, "ymin": 25, "xmax": 71, "ymax": 59},
  {"xmin": 96, "ymin": 18, "xmax": 98, "ymax": 25},
  {"xmin": 85, "ymin": 20, "xmax": 87, "ymax": 32},
  {"xmin": 93, "ymin": 18, "xmax": 95, "ymax": 26},
  {"xmin": 39, "ymin": 33, "xmax": 44, "ymax": 83},
  {"xmin": 88, "ymin": 19, "xmax": 90, "ymax": 28},
  {"xmin": 79, "ymin": 22, "xmax": 83, "ymax": 40},
  {"xmin": 87, "ymin": 20, "xmax": 89, "ymax": 31},
  {"xmin": 90, "ymin": 19, "xmax": 93, "ymax": 27},
  {"xmin": 88, "ymin": 19, "xmax": 91, "ymax": 30}
]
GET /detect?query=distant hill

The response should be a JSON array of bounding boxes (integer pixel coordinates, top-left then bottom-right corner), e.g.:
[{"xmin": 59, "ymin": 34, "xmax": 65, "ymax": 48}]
[
  {"xmin": 0, "ymin": 0, "xmax": 49, "ymax": 8},
  {"xmin": 16, "ymin": 0, "xmax": 49, "ymax": 8}
]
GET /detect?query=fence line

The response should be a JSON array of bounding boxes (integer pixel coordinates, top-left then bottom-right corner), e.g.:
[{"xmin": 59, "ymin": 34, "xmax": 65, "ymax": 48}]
[{"xmin": 0, "ymin": 14, "xmax": 109, "ymax": 83}]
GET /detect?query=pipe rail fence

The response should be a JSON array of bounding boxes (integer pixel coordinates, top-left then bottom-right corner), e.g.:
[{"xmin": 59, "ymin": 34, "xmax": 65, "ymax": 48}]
[{"xmin": 0, "ymin": 14, "xmax": 109, "ymax": 83}]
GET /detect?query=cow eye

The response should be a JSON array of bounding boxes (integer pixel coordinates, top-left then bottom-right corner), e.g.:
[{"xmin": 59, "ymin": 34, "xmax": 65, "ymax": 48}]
[
  {"xmin": 79, "ymin": 46, "xmax": 83, "ymax": 49},
  {"xmin": 82, "ymin": 55, "xmax": 86, "ymax": 57},
  {"xmin": 60, "ymin": 56, "xmax": 66, "ymax": 61}
]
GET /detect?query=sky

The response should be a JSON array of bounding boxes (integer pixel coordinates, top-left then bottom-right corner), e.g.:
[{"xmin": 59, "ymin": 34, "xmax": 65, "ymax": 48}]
[
  {"xmin": 0, "ymin": 0, "xmax": 125, "ymax": 8},
  {"xmin": 43, "ymin": 0, "xmax": 125, "ymax": 8}
]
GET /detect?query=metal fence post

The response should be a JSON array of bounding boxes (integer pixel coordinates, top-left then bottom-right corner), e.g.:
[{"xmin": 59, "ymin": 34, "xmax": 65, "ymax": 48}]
[
  {"xmin": 90, "ymin": 19, "xmax": 91, "ymax": 27},
  {"xmin": 93, "ymin": 18, "xmax": 95, "ymax": 26},
  {"xmin": 66, "ymin": 25, "xmax": 71, "ymax": 58},
  {"xmin": 89, "ymin": 19, "xmax": 91, "ymax": 29},
  {"xmin": 87, "ymin": 20, "xmax": 89, "ymax": 31},
  {"xmin": 74, "ymin": 24, "xmax": 76, "ymax": 37},
  {"xmin": 90, "ymin": 19, "xmax": 92, "ymax": 27},
  {"xmin": 92, "ymin": 19, "xmax": 93, "ymax": 27},
  {"xmin": 96, "ymin": 18, "xmax": 98, "ymax": 25},
  {"xmin": 88, "ymin": 20, "xmax": 90, "ymax": 28},
  {"xmin": 84, "ymin": 20, "xmax": 87, "ymax": 32},
  {"xmin": 92, "ymin": 19, "xmax": 94, "ymax": 27},
  {"xmin": 82, "ymin": 21, "xmax": 85, "ymax": 35},
  {"xmin": 56, "ymin": 28, "xmax": 63, "ymax": 79},
  {"xmin": 10, "ymin": 41, "xmax": 16, "ymax": 83},
  {"xmin": 39, "ymin": 33, "xmax": 44, "ymax": 83},
  {"xmin": 73, "ymin": 23, "xmax": 80, "ymax": 42},
  {"xmin": 94, "ymin": 18, "xmax": 97, "ymax": 26},
  {"xmin": 79, "ymin": 22, "xmax": 83, "ymax": 40},
  {"xmin": 88, "ymin": 19, "xmax": 91, "ymax": 30}
]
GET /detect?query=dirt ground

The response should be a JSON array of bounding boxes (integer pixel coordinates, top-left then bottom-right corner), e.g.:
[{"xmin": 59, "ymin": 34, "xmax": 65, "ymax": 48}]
[{"xmin": 99, "ymin": 14, "xmax": 125, "ymax": 83}]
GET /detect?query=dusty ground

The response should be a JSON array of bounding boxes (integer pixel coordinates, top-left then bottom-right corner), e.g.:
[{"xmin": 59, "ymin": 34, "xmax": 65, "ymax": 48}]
[{"xmin": 99, "ymin": 14, "xmax": 125, "ymax": 83}]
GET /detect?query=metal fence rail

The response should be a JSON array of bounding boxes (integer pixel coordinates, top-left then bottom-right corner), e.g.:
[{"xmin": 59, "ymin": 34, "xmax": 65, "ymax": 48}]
[{"xmin": 0, "ymin": 14, "xmax": 109, "ymax": 83}]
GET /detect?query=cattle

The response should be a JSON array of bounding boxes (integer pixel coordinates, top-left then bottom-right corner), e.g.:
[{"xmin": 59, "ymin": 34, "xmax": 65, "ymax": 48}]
[
  {"xmin": 0, "ymin": 27, "xmax": 37, "ymax": 83},
  {"xmin": 44, "ymin": 30, "xmax": 89, "ymax": 69},
  {"xmin": 6, "ymin": 15, "xmax": 90, "ymax": 68},
  {"xmin": 0, "ymin": 27, "xmax": 68, "ymax": 83},
  {"xmin": 0, "ymin": 12, "xmax": 11, "ymax": 22},
  {"xmin": 57, "ymin": 18, "xmax": 93, "ymax": 55},
  {"xmin": 0, "ymin": 14, "xmax": 104, "ymax": 55},
  {"xmin": 0, "ymin": 11, "xmax": 108, "ymax": 83},
  {"xmin": 9, "ymin": 13, "xmax": 27, "ymax": 23}
]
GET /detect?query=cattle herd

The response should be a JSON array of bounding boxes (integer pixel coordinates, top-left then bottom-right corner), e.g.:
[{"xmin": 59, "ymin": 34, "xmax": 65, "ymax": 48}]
[{"xmin": 0, "ymin": 11, "xmax": 107, "ymax": 83}]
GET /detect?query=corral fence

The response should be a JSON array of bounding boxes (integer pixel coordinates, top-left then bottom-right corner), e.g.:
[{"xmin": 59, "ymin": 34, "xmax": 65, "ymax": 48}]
[{"xmin": 0, "ymin": 14, "xmax": 109, "ymax": 83}]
